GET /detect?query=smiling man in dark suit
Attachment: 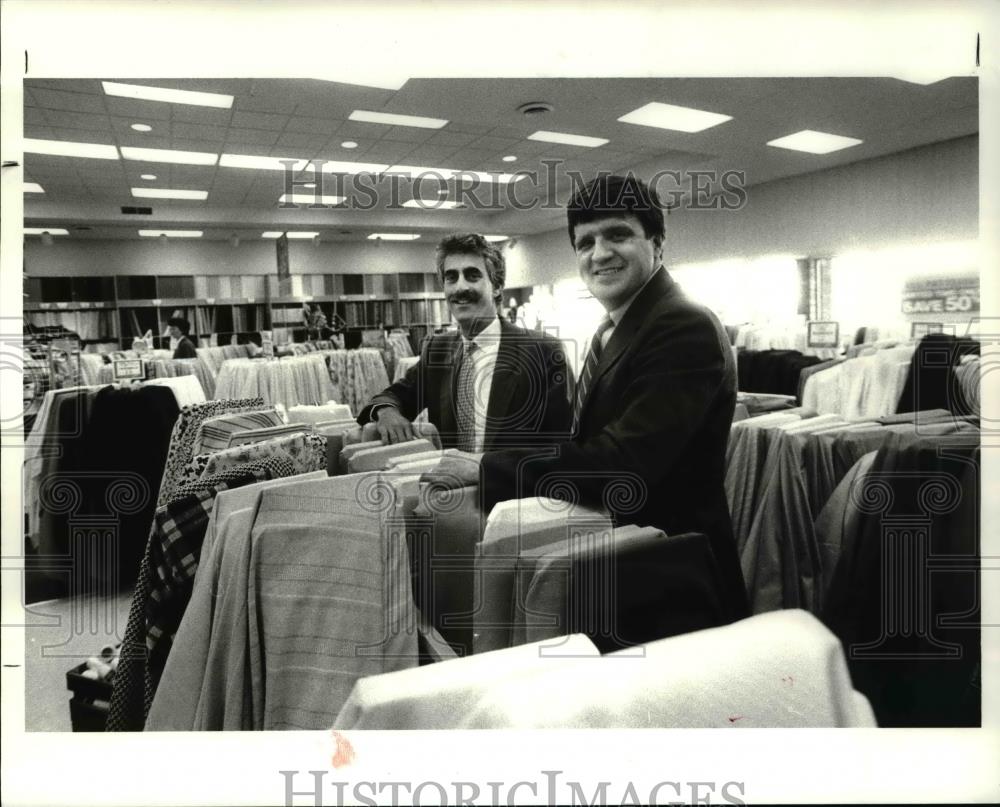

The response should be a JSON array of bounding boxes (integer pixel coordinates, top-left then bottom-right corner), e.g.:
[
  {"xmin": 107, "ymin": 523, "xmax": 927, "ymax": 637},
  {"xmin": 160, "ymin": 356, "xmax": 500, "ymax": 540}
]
[
  {"xmin": 357, "ymin": 233, "xmax": 571, "ymax": 451},
  {"xmin": 428, "ymin": 175, "xmax": 749, "ymax": 619}
]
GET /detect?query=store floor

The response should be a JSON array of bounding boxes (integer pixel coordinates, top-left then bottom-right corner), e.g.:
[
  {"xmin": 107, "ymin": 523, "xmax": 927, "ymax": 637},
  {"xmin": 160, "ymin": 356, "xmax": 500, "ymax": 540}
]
[{"xmin": 24, "ymin": 591, "xmax": 132, "ymax": 731}]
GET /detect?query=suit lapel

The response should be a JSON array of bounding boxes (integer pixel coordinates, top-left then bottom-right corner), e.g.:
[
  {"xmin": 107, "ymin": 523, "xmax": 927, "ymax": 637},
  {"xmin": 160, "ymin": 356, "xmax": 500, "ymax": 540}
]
[
  {"xmin": 579, "ymin": 267, "xmax": 676, "ymax": 420},
  {"xmin": 484, "ymin": 321, "xmax": 523, "ymax": 449},
  {"xmin": 438, "ymin": 333, "xmax": 462, "ymax": 436}
]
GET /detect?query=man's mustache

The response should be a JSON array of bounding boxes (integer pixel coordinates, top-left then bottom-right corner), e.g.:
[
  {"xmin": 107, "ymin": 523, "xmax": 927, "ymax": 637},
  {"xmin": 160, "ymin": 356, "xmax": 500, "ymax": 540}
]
[{"xmin": 448, "ymin": 292, "xmax": 481, "ymax": 304}]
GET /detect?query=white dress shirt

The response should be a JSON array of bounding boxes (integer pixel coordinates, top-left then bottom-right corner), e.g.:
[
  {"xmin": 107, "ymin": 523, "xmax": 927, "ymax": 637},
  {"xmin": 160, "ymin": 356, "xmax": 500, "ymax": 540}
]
[{"xmin": 461, "ymin": 316, "xmax": 503, "ymax": 452}]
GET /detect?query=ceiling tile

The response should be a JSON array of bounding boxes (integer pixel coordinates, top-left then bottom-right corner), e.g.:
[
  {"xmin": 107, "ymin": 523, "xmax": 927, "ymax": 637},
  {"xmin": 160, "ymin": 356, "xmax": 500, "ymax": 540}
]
[
  {"xmin": 30, "ymin": 88, "xmax": 107, "ymax": 114},
  {"xmin": 26, "ymin": 79, "xmax": 104, "ymax": 95},
  {"xmin": 285, "ymin": 115, "xmax": 341, "ymax": 134},
  {"xmin": 333, "ymin": 120, "xmax": 387, "ymax": 140},
  {"xmin": 426, "ymin": 131, "xmax": 478, "ymax": 147},
  {"xmin": 104, "ymin": 96, "xmax": 172, "ymax": 121},
  {"xmin": 396, "ymin": 146, "xmax": 460, "ymax": 164},
  {"xmin": 171, "ymin": 121, "xmax": 228, "ymax": 141},
  {"xmin": 378, "ymin": 126, "xmax": 437, "ymax": 144},
  {"xmin": 45, "ymin": 111, "xmax": 113, "ymax": 131},
  {"xmin": 226, "ymin": 128, "xmax": 280, "ymax": 146},
  {"xmin": 171, "ymin": 105, "xmax": 233, "ymax": 125},
  {"xmin": 446, "ymin": 123, "xmax": 492, "ymax": 135},
  {"xmin": 24, "ymin": 107, "xmax": 48, "ymax": 126},
  {"xmin": 274, "ymin": 132, "xmax": 330, "ymax": 150},
  {"xmin": 23, "ymin": 124, "xmax": 54, "ymax": 140},
  {"xmin": 231, "ymin": 110, "xmax": 289, "ymax": 131}
]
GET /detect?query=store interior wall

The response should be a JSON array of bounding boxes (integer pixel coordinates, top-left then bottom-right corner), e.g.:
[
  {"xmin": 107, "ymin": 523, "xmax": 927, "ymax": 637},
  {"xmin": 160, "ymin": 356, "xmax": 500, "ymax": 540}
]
[{"xmin": 505, "ymin": 135, "xmax": 978, "ymax": 287}]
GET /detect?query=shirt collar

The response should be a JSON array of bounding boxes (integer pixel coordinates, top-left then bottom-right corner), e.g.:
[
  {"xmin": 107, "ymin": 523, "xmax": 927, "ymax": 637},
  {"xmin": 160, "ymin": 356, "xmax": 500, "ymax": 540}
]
[
  {"xmin": 461, "ymin": 315, "xmax": 503, "ymax": 350},
  {"xmin": 607, "ymin": 266, "xmax": 661, "ymax": 326}
]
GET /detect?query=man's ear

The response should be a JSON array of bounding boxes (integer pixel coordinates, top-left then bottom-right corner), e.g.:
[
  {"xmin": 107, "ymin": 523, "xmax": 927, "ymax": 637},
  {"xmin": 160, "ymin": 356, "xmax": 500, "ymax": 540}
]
[{"xmin": 652, "ymin": 235, "xmax": 664, "ymax": 261}]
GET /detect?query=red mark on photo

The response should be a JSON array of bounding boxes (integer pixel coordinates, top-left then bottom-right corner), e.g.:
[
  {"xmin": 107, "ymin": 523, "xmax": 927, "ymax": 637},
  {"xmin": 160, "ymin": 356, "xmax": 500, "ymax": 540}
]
[
  {"xmin": 331, "ymin": 730, "xmax": 356, "ymax": 768},
  {"xmin": 727, "ymin": 715, "xmax": 744, "ymax": 723}
]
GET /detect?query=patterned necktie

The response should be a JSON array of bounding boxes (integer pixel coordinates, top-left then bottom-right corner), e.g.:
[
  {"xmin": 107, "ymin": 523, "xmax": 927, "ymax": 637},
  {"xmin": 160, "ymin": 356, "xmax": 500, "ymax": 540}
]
[
  {"xmin": 572, "ymin": 317, "xmax": 613, "ymax": 434},
  {"xmin": 455, "ymin": 340, "xmax": 478, "ymax": 451}
]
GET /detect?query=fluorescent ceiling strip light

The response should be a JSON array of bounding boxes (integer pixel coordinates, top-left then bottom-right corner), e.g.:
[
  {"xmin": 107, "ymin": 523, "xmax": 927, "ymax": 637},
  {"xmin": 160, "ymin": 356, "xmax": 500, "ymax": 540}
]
[
  {"xmin": 368, "ymin": 233, "xmax": 420, "ymax": 241},
  {"xmin": 138, "ymin": 230, "xmax": 203, "ymax": 237},
  {"xmin": 402, "ymin": 199, "xmax": 462, "ymax": 209},
  {"xmin": 527, "ymin": 130, "xmax": 609, "ymax": 148},
  {"xmin": 386, "ymin": 165, "xmax": 524, "ymax": 184},
  {"xmin": 349, "ymin": 109, "xmax": 448, "ymax": 129},
  {"xmin": 220, "ymin": 154, "xmax": 314, "ymax": 171},
  {"xmin": 24, "ymin": 182, "xmax": 45, "ymax": 193},
  {"xmin": 24, "ymin": 227, "xmax": 68, "ymax": 235},
  {"xmin": 278, "ymin": 194, "xmax": 346, "ymax": 205},
  {"xmin": 483, "ymin": 235, "xmax": 509, "ymax": 242},
  {"xmin": 617, "ymin": 101, "xmax": 732, "ymax": 133},
  {"xmin": 261, "ymin": 231, "xmax": 320, "ymax": 239},
  {"xmin": 766, "ymin": 129, "xmax": 863, "ymax": 154},
  {"xmin": 320, "ymin": 160, "xmax": 390, "ymax": 174},
  {"xmin": 23, "ymin": 138, "xmax": 118, "ymax": 159},
  {"xmin": 102, "ymin": 81, "xmax": 233, "ymax": 109},
  {"xmin": 121, "ymin": 146, "xmax": 218, "ymax": 165},
  {"xmin": 132, "ymin": 187, "xmax": 208, "ymax": 200}
]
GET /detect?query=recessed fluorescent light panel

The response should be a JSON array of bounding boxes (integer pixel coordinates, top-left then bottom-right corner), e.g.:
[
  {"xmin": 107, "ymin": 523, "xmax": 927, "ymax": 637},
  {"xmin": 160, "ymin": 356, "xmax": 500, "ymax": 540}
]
[
  {"xmin": 484, "ymin": 235, "xmax": 509, "ymax": 242},
  {"xmin": 131, "ymin": 123, "xmax": 153, "ymax": 132},
  {"xmin": 138, "ymin": 230, "xmax": 203, "ymax": 237},
  {"xmin": 367, "ymin": 233, "xmax": 421, "ymax": 241},
  {"xmin": 131, "ymin": 188, "xmax": 208, "ymax": 200},
  {"xmin": 102, "ymin": 81, "xmax": 234, "ymax": 109},
  {"xmin": 121, "ymin": 146, "xmax": 218, "ymax": 165},
  {"xmin": 386, "ymin": 165, "xmax": 524, "ymax": 184},
  {"xmin": 24, "ymin": 227, "xmax": 68, "ymax": 235},
  {"xmin": 618, "ymin": 101, "xmax": 732, "ymax": 133},
  {"xmin": 140, "ymin": 174, "xmax": 157, "ymax": 180},
  {"xmin": 261, "ymin": 231, "xmax": 320, "ymax": 239},
  {"xmin": 24, "ymin": 182, "xmax": 45, "ymax": 193},
  {"xmin": 23, "ymin": 138, "xmax": 118, "ymax": 159},
  {"xmin": 527, "ymin": 130, "xmax": 609, "ymax": 148},
  {"xmin": 402, "ymin": 199, "xmax": 462, "ymax": 209},
  {"xmin": 349, "ymin": 110, "xmax": 448, "ymax": 129},
  {"xmin": 278, "ymin": 194, "xmax": 346, "ymax": 205},
  {"xmin": 220, "ymin": 154, "xmax": 313, "ymax": 171},
  {"xmin": 766, "ymin": 130, "xmax": 863, "ymax": 154}
]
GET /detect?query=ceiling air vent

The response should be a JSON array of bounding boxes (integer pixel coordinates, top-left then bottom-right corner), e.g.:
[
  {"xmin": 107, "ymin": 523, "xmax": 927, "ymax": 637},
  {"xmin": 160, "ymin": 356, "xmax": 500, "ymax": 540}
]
[{"xmin": 120, "ymin": 206, "xmax": 153, "ymax": 215}]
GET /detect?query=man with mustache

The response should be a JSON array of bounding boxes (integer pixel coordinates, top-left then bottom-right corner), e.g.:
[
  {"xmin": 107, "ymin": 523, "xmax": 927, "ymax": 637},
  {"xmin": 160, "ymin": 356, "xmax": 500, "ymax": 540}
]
[
  {"xmin": 426, "ymin": 175, "xmax": 749, "ymax": 619},
  {"xmin": 357, "ymin": 233, "xmax": 571, "ymax": 452}
]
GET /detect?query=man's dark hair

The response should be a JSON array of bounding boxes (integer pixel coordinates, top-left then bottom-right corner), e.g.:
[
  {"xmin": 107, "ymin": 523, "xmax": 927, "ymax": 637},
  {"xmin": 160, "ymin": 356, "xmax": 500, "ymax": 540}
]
[
  {"xmin": 167, "ymin": 316, "xmax": 191, "ymax": 336},
  {"xmin": 566, "ymin": 173, "xmax": 665, "ymax": 247},
  {"xmin": 435, "ymin": 233, "xmax": 506, "ymax": 305}
]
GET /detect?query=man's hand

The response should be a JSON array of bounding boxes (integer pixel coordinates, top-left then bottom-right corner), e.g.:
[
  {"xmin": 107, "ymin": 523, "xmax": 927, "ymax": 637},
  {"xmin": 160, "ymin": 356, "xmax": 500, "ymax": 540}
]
[
  {"xmin": 374, "ymin": 406, "xmax": 415, "ymax": 445},
  {"xmin": 421, "ymin": 452, "xmax": 481, "ymax": 490}
]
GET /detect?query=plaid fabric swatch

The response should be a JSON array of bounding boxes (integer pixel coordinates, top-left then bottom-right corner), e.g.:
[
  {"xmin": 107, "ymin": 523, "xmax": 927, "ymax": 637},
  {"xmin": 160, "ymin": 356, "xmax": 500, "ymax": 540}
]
[
  {"xmin": 108, "ymin": 458, "xmax": 293, "ymax": 732},
  {"xmin": 156, "ymin": 397, "xmax": 266, "ymax": 507}
]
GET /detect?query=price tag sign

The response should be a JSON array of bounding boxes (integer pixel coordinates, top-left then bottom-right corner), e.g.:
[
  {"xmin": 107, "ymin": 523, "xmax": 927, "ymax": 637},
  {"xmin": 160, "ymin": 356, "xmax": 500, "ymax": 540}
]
[
  {"xmin": 911, "ymin": 322, "xmax": 944, "ymax": 338},
  {"xmin": 113, "ymin": 359, "xmax": 144, "ymax": 381},
  {"xmin": 205, "ymin": 297, "xmax": 215, "ymax": 305},
  {"xmin": 807, "ymin": 321, "xmax": 840, "ymax": 348}
]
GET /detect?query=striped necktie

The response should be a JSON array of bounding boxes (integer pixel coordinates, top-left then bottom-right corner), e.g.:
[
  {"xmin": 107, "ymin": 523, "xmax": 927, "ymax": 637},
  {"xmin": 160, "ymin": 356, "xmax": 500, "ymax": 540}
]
[
  {"xmin": 572, "ymin": 317, "xmax": 613, "ymax": 434},
  {"xmin": 455, "ymin": 340, "xmax": 478, "ymax": 451}
]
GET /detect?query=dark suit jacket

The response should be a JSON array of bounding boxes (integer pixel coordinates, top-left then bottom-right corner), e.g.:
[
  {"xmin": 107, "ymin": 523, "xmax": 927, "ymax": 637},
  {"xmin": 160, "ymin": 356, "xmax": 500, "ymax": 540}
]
[
  {"xmin": 172, "ymin": 336, "xmax": 197, "ymax": 360},
  {"xmin": 481, "ymin": 268, "xmax": 749, "ymax": 618},
  {"xmin": 357, "ymin": 318, "xmax": 572, "ymax": 450}
]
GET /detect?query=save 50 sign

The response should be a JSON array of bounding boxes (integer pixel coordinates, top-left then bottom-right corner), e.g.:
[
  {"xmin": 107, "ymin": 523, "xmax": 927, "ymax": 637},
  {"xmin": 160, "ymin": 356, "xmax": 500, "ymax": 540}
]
[{"xmin": 901, "ymin": 276, "xmax": 979, "ymax": 315}]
